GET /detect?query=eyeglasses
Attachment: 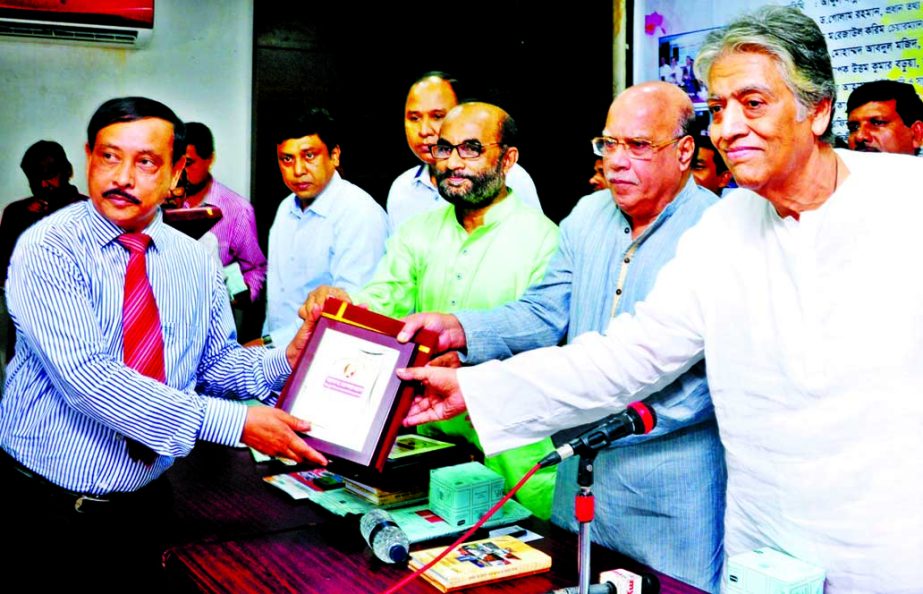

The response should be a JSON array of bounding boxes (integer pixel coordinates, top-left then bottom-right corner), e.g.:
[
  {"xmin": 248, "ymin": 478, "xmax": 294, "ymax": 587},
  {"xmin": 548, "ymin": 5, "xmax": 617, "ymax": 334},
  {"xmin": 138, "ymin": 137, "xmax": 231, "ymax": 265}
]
[
  {"xmin": 591, "ymin": 136, "xmax": 684, "ymax": 160},
  {"xmin": 431, "ymin": 141, "xmax": 503, "ymax": 160}
]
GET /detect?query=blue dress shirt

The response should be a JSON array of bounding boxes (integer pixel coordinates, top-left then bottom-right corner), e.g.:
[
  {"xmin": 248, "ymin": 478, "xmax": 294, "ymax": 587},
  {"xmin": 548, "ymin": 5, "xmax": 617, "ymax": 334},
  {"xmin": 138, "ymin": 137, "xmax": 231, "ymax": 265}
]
[
  {"xmin": 264, "ymin": 172, "xmax": 388, "ymax": 346},
  {"xmin": 1, "ymin": 201, "xmax": 291, "ymax": 494},
  {"xmin": 456, "ymin": 178, "xmax": 726, "ymax": 592}
]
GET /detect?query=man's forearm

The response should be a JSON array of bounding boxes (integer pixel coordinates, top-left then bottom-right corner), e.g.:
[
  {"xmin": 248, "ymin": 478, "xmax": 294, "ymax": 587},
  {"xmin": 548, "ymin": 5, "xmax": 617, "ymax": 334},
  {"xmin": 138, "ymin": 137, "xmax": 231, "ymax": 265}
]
[{"xmin": 456, "ymin": 294, "xmax": 568, "ymax": 364}]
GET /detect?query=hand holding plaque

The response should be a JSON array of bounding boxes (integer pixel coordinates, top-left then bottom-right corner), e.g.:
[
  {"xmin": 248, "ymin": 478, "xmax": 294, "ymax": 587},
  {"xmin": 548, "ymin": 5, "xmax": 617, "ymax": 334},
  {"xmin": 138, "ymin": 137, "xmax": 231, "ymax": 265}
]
[{"xmin": 277, "ymin": 298, "xmax": 437, "ymax": 472}]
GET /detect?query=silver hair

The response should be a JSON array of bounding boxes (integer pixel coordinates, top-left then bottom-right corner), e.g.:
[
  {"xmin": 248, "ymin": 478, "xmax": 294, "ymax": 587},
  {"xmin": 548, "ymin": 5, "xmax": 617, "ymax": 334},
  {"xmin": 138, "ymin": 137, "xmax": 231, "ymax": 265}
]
[
  {"xmin": 694, "ymin": 5, "xmax": 836, "ymax": 143},
  {"xmin": 675, "ymin": 101, "xmax": 696, "ymax": 139}
]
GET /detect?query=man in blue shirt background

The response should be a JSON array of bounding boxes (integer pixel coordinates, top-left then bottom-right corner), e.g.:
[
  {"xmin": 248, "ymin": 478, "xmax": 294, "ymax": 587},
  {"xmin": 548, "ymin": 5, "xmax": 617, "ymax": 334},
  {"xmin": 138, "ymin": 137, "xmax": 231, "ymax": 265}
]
[{"xmin": 260, "ymin": 107, "xmax": 388, "ymax": 347}]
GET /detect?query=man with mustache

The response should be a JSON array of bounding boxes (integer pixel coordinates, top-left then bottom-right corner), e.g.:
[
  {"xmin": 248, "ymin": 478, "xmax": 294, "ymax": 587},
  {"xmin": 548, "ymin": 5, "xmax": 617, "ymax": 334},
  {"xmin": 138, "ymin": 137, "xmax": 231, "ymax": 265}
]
[
  {"xmin": 846, "ymin": 79, "xmax": 923, "ymax": 155},
  {"xmin": 0, "ymin": 96, "xmax": 325, "ymax": 590},
  {"xmin": 387, "ymin": 72, "xmax": 541, "ymax": 229},
  {"xmin": 305, "ymin": 102, "xmax": 559, "ymax": 517}
]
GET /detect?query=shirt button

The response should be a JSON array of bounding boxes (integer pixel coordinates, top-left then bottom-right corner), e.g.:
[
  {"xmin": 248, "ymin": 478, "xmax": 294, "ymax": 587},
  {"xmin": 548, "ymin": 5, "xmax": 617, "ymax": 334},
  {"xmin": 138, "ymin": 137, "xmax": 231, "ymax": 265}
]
[
  {"xmin": 615, "ymin": 289, "xmax": 622, "ymax": 295},
  {"xmin": 624, "ymin": 257, "xmax": 630, "ymax": 264},
  {"xmin": 450, "ymin": 300, "xmax": 457, "ymax": 306},
  {"xmin": 624, "ymin": 227, "xmax": 630, "ymax": 233},
  {"xmin": 456, "ymin": 273, "xmax": 462, "ymax": 280}
]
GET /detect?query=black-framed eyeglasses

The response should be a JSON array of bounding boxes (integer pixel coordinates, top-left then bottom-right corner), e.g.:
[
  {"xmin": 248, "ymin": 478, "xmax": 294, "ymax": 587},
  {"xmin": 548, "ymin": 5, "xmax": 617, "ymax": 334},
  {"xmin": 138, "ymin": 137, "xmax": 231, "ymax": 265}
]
[
  {"xmin": 591, "ymin": 136, "xmax": 684, "ymax": 160},
  {"xmin": 431, "ymin": 140, "xmax": 504, "ymax": 160}
]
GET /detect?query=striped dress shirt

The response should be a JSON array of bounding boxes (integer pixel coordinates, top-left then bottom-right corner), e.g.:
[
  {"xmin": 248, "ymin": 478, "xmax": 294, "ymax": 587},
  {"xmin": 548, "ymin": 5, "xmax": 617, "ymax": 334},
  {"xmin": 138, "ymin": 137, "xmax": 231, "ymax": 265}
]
[{"xmin": 1, "ymin": 200, "xmax": 290, "ymax": 494}]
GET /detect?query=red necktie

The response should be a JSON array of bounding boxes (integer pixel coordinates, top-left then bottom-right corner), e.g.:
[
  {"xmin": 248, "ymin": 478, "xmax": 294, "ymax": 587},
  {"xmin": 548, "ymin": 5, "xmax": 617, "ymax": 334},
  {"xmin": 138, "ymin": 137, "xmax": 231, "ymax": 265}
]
[{"xmin": 118, "ymin": 233, "xmax": 164, "ymax": 464}]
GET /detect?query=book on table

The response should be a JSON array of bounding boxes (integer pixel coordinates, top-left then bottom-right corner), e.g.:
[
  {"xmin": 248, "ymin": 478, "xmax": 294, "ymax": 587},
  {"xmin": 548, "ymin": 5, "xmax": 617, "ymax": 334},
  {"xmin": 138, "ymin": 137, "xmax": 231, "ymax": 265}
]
[
  {"xmin": 341, "ymin": 474, "xmax": 426, "ymax": 507},
  {"xmin": 407, "ymin": 535, "xmax": 552, "ymax": 592}
]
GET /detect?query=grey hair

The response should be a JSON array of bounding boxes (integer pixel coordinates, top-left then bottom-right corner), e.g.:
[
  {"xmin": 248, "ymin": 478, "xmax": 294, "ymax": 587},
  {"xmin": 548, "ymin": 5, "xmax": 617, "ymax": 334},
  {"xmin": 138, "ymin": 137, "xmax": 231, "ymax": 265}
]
[
  {"xmin": 675, "ymin": 100, "xmax": 696, "ymax": 138},
  {"xmin": 694, "ymin": 5, "xmax": 836, "ymax": 143}
]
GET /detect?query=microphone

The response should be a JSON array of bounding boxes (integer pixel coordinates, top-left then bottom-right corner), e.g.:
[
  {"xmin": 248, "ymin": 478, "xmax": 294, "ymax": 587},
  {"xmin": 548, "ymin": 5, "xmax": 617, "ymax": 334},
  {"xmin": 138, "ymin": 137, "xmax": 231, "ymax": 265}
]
[{"xmin": 539, "ymin": 401, "xmax": 656, "ymax": 468}]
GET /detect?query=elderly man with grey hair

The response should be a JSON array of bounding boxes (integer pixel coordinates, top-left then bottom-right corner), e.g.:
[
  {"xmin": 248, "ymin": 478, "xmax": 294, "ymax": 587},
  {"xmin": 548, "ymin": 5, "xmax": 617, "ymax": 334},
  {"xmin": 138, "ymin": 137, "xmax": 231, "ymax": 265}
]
[{"xmin": 396, "ymin": 6, "xmax": 923, "ymax": 592}]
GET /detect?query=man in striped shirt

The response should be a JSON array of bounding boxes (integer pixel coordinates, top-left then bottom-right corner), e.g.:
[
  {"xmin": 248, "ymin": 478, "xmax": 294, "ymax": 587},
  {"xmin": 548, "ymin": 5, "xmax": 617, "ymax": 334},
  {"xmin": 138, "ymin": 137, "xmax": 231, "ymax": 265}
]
[{"xmin": 0, "ymin": 96, "xmax": 324, "ymax": 590}]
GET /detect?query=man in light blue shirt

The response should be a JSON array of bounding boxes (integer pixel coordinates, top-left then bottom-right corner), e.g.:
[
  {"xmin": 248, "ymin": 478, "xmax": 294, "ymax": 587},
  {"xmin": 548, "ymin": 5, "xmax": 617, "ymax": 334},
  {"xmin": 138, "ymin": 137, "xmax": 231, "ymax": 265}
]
[
  {"xmin": 398, "ymin": 83, "xmax": 726, "ymax": 592},
  {"xmin": 0, "ymin": 97, "xmax": 325, "ymax": 590},
  {"xmin": 262, "ymin": 108, "xmax": 388, "ymax": 347},
  {"xmin": 387, "ymin": 72, "xmax": 541, "ymax": 229}
]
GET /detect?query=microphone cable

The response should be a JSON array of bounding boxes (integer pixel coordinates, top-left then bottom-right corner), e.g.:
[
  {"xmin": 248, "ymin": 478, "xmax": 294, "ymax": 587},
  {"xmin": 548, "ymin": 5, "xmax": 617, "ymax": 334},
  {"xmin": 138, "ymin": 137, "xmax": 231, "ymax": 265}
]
[{"xmin": 379, "ymin": 462, "xmax": 540, "ymax": 594}]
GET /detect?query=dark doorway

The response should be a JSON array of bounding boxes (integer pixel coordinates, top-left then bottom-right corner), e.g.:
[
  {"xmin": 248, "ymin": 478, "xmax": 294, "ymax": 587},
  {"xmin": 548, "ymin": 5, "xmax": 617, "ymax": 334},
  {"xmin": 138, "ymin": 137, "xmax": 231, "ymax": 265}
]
[
  {"xmin": 249, "ymin": 2, "xmax": 614, "ymax": 332},
  {"xmin": 253, "ymin": 2, "xmax": 614, "ymax": 224}
]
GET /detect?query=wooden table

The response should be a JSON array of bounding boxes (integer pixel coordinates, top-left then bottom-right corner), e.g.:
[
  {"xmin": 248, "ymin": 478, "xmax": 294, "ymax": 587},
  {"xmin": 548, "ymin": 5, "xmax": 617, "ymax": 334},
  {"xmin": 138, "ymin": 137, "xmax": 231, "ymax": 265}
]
[{"xmin": 163, "ymin": 444, "xmax": 705, "ymax": 594}]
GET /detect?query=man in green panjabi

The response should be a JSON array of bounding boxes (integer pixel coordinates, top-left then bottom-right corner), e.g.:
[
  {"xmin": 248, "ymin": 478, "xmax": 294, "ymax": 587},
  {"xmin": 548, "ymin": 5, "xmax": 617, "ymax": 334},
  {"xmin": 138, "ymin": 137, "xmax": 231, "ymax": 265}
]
[{"xmin": 305, "ymin": 102, "xmax": 558, "ymax": 517}]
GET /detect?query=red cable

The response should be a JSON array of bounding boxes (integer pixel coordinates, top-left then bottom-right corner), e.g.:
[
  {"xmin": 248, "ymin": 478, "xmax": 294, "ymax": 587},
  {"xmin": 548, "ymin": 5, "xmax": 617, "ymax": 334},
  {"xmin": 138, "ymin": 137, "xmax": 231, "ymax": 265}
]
[{"xmin": 379, "ymin": 463, "xmax": 541, "ymax": 594}]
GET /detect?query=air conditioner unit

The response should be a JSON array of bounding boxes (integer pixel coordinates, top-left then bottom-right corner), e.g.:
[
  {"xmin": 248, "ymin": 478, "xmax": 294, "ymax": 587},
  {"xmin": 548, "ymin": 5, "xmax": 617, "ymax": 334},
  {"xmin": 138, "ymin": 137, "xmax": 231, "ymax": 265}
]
[{"xmin": 0, "ymin": 0, "xmax": 154, "ymax": 48}]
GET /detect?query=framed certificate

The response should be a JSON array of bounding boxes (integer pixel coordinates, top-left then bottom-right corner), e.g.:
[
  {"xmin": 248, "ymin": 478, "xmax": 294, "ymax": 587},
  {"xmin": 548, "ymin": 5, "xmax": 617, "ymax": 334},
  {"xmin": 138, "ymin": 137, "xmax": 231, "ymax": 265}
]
[{"xmin": 277, "ymin": 299, "xmax": 437, "ymax": 472}]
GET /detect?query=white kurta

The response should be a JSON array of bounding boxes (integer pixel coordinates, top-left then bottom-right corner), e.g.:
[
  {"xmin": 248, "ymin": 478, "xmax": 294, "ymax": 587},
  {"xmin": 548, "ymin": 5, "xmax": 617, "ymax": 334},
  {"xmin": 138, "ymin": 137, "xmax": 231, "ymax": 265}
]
[{"xmin": 459, "ymin": 149, "xmax": 923, "ymax": 593}]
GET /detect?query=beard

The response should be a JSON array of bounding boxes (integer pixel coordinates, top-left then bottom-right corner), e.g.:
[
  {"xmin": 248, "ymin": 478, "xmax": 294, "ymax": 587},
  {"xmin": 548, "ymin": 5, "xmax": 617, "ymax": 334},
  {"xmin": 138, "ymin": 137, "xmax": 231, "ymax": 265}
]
[{"xmin": 435, "ymin": 160, "xmax": 507, "ymax": 209}]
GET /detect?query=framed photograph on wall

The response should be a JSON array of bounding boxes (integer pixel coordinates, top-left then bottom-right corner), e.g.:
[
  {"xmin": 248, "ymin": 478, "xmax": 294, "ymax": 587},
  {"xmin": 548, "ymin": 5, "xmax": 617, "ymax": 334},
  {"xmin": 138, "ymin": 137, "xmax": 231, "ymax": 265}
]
[{"xmin": 656, "ymin": 27, "xmax": 721, "ymax": 108}]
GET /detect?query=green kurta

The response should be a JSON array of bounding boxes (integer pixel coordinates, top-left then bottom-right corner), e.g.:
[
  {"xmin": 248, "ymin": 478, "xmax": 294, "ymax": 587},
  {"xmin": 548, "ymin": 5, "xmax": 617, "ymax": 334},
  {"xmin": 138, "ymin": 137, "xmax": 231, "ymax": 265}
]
[{"xmin": 354, "ymin": 193, "xmax": 559, "ymax": 518}]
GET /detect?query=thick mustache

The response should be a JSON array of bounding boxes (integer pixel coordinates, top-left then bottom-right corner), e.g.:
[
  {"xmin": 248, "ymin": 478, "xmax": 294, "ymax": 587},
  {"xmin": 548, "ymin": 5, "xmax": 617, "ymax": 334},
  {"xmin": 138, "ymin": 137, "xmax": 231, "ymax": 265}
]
[
  {"xmin": 437, "ymin": 171, "xmax": 473, "ymax": 182},
  {"xmin": 102, "ymin": 188, "xmax": 141, "ymax": 204}
]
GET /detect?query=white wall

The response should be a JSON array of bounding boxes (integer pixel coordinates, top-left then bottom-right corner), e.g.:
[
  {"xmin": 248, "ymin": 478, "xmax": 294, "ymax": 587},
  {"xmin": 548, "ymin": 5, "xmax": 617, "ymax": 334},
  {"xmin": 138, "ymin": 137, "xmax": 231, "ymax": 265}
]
[{"xmin": 0, "ymin": 1, "xmax": 254, "ymax": 210}]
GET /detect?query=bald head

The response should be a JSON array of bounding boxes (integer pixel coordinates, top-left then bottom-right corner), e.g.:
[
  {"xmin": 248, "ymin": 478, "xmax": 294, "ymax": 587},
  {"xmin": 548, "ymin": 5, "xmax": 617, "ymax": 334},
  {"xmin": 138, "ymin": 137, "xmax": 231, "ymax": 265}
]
[
  {"xmin": 441, "ymin": 102, "xmax": 516, "ymax": 147},
  {"xmin": 598, "ymin": 82, "xmax": 696, "ymax": 233},
  {"xmin": 607, "ymin": 82, "xmax": 695, "ymax": 138}
]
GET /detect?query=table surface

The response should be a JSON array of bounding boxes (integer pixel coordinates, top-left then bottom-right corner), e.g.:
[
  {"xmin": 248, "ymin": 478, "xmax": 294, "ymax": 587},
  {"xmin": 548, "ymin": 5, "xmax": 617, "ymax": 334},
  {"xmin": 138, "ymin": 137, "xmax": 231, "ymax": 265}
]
[{"xmin": 163, "ymin": 443, "xmax": 706, "ymax": 594}]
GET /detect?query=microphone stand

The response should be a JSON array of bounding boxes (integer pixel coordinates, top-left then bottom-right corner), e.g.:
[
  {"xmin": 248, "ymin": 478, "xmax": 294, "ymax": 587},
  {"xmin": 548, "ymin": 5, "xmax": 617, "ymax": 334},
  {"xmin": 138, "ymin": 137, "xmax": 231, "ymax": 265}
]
[
  {"xmin": 540, "ymin": 402, "xmax": 656, "ymax": 594},
  {"xmin": 575, "ymin": 450, "xmax": 598, "ymax": 594}
]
